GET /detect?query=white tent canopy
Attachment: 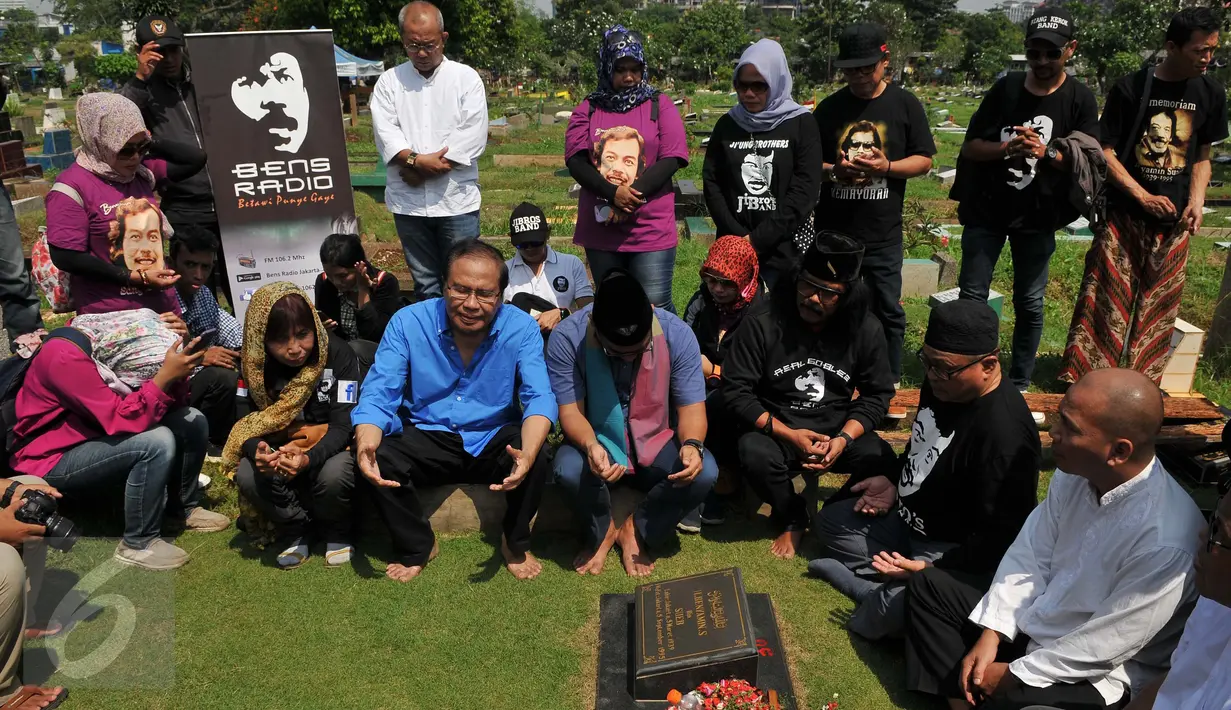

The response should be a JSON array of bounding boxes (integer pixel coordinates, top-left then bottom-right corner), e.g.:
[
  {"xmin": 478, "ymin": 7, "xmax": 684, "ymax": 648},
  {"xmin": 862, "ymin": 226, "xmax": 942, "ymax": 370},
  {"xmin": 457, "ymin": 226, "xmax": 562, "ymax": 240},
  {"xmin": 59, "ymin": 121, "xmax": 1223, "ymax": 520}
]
[{"xmin": 334, "ymin": 44, "xmax": 384, "ymax": 78}]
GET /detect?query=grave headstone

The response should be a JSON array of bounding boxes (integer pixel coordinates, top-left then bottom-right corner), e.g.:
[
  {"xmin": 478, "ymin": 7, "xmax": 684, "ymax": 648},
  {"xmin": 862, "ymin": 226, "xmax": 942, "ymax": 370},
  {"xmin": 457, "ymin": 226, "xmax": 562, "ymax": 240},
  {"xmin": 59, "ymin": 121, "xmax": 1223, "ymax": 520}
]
[
  {"xmin": 507, "ymin": 113, "xmax": 531, "ymax": 129},
  {"xmin": 42, "ymin": 104, "xmax": 66, "ymax": 132},
  {"xmin": 11, "ymin": 196, "xmax": 41, "ymax": 217},
  {"xmin": 43, "ymin": 129, "xmax": 71, "ymax": 155},
  {"xmin": 11, "ymin": 116, "xmax": 35, "ymax": 144},
  {"xmin": 554, "ymin": 110, "xmax": 572, "ymax": 121},
  {"xmin": 931, "ymin": 286, "xmax": 1004, "ymax": 319},
  {"xmin": 1162, "ymin": 318, "xmax": 1204, "ymax": 395},
  {"xmin": 932, "ymin": 251, "xmax": 958, "ymax": 288},
  {"xmin": 537, "ymin": 114, "xmax": 555, "ymax": 126},
  {"xmin": 48, "ymin": 88, "xmax": 62, "ymax": 100},
  {"xmin": 902, "ymin": 258, "xmax": 940, "ymax": 298}
]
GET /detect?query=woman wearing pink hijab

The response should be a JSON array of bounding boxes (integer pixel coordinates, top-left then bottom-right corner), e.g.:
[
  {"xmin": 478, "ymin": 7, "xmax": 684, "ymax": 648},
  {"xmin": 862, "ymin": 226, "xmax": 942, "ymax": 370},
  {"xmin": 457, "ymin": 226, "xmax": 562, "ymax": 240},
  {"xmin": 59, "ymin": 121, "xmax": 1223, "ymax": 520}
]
[{"xmin": 44, "ymin": 93, "xmax": 205, "ymax": 321}]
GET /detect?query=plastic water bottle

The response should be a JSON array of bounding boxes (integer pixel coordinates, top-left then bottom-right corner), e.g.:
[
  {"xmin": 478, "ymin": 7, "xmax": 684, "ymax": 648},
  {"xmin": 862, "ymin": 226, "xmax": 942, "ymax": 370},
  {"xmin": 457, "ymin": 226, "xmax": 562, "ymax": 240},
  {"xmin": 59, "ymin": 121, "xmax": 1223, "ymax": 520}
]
[{"xmin": 666, "ymin": 689, "xmax": 703, "ymax": 710}]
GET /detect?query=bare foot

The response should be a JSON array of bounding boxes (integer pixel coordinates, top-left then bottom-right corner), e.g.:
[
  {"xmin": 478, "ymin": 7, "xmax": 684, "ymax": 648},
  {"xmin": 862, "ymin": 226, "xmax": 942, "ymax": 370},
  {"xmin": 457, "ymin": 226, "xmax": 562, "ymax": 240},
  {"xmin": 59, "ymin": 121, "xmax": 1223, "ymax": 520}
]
[
  {"xmin": 770, "ymin": 529, "xmax": 803, "ymax": 559},
  {"xmin": 386, "ymin": 539, "xmax": 439, "ymax": 582},
  {"xmin": 617, "ymin": 518, "xmax": 655, "ymax": 577},
  {"xmin": 574, "ymin": 520, "xmax": 619, "ymax": 575},
  {"xmin": 502, "ymin": 537, "xmax": 543, "ymax": 580}
]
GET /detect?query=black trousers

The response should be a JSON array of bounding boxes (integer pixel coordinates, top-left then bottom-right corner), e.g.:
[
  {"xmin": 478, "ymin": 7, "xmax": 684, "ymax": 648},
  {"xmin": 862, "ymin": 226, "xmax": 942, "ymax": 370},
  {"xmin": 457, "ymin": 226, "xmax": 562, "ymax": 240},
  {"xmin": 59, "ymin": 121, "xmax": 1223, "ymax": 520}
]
[
  {"xmin": 737, "ymin": 429, "xmax": 898, "ymax": 532},
  {"xmin": 347, "ymin": 339, "xmax": 379, "ymax": 383},
  {"xmin": 862, "ymin": 241, "xmax": 908, "ymax": 382},
  {"xmin": 905, "ymin": 567, "xmax": 1116, "ymax": 710},
  {"xmin": 235, "ymin": 451, "xmax": 355, "ymax": 541},
  {"xmin": 188, "ymin": 366, "xmax": 239, "ymax": 446},
  {"xmin": 367, "ymin": 424, "xmax": 547, "ymax": 567}
]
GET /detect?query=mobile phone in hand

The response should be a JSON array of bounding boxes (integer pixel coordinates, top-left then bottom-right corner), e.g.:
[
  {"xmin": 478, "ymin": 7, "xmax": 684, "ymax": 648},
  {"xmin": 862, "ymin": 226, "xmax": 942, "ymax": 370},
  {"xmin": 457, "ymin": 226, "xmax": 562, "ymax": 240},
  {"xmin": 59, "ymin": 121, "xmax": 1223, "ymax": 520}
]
[{"xmin": 188, "ymin": 328, "xmax": 218, "ymax": 355}]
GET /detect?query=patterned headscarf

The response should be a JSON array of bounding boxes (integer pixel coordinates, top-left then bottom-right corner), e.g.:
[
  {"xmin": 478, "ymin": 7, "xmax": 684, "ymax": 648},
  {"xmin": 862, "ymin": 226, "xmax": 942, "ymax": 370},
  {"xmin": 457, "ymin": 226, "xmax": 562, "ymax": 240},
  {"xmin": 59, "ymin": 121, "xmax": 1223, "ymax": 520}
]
[
  {"xmin": 222, "ymin": 282, "xmax": 329, "ymax": 477},
  {"xmin": 702, "ymin": 236, "xmax": 761, "ymax": 319},
  {"xmin": 71, "ymin": 309, "xmax": 179, "ymax": 390},
  {"xmin": 75, "ymin": 93, "xmax": 155, "ymax": 186},
  {"xmin": 586, "ymin": 25, "xmax": 659, "ymax": 114}
]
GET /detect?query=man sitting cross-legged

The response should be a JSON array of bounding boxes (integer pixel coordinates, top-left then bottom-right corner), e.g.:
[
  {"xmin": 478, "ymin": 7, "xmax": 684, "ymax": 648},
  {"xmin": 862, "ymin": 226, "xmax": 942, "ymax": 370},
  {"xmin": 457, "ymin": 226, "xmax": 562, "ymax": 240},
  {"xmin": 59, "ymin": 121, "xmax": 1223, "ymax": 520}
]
[
  {"xmin": 810, "ymin": 299, "xmax": 1041, "ymax": 641},
  {"xmin": 722, "ymin": 231, "xmax": 899, "ymax": 559},
  {"xmin": 547, "ymin": 269, "xmax": 717, "ymax": 577},
  {"xmin": 351, "ymin": 240, "xmax": 558, "ymax": 582},
  {"xmin": 905, "ymin": 368, "xmax": 1205, "ymax": 710}
]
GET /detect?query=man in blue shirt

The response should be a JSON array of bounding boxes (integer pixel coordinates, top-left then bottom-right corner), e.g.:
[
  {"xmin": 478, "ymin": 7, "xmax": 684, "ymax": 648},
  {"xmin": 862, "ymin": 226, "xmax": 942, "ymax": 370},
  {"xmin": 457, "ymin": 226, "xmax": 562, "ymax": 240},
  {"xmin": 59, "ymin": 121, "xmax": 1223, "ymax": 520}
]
[
  {"xmin": 351, "ymin": 241, "xmax": 558, "ymax": 582},
  {"xmin": 547, "ymin": 269, "xmax": 716, "ymax": 577}
]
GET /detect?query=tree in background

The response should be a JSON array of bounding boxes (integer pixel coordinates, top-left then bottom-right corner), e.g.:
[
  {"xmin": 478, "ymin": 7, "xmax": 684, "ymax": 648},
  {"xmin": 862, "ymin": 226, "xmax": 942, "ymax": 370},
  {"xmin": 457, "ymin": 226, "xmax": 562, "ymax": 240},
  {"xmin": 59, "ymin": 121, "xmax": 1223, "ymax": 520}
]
[
  {"xmin": 95, "ymin": 52, "xmax": 139, "ymax": 83},
  {"xmin": 0, "ymin": 9, "xmax": 42, "ymax": 65},
  {"xmin": 1059, "ymin": 0, "xmax": 1171, "ymax": 92},
  {"xmin": 798, "ymin": 0, "xmax": 863, "ymax": 83},
  {"xmin": 57, "ymin": 0, "xmax": 248, "ymax": 35},
  {"xmin": 900, "ymin": 0, "xmax": 956, "ymax": 48},
  {"xmin": 958, "ymin": 11, "xmax": 1023, "ymax": 83},
  {"xmin": 933, "ymin": 29, "xmax": 965, "ymax": 75},
  {"xmin": 676, "ymin": 0, "xmax": 749, "ymax": 86},
  {"xmin": 866, "ymin": 1, "xmax": 919, "ymax": 80},
  {"xmin": 55, "ymin": 35, "xmax": 99, "ymax": 85}
]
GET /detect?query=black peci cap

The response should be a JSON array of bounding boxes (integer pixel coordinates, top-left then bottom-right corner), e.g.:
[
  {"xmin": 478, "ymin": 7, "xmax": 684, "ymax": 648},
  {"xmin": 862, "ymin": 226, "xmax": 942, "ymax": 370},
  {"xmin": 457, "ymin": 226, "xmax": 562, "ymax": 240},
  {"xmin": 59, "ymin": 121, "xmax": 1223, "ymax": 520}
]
[{"xmin": 802, "ymin": 231, "xmax": 865, "ymax": 284}]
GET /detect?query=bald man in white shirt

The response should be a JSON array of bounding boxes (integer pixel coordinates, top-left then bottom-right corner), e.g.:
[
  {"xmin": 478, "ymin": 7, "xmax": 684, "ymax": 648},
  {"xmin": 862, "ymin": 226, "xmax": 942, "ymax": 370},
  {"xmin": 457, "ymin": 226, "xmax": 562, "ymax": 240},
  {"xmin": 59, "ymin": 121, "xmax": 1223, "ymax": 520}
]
[
  {"xmin": 371, "ymin": 1, "xmax": 488, "ymax": 300},
  {"xmin": 904, "ymin": 368, "xmax": 1205, "ymax": 710}
]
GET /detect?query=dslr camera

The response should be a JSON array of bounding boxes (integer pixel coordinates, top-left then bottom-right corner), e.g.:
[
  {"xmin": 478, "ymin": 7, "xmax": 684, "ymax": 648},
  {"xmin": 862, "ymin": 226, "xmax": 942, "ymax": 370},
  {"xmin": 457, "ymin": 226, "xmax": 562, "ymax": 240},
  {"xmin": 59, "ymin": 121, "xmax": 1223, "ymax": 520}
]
[{"xmin": 15, "ymin": 490, "xmax": 78, "ymax": 552}]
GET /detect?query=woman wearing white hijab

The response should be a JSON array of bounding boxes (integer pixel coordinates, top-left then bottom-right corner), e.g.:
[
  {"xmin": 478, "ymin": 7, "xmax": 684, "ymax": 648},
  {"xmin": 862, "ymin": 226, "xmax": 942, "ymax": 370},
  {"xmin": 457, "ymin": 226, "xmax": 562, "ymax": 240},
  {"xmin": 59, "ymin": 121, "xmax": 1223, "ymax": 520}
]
[{"xmin": 702, "ymin": 39, "xmax": 823, "ymax": 288}]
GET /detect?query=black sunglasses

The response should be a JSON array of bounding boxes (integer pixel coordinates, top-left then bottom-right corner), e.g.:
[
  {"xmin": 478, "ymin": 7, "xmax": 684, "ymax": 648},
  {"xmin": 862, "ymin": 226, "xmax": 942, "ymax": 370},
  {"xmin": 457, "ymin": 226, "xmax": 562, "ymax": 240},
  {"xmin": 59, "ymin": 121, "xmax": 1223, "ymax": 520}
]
[
  {"xmin": 735, "ymin": 80, "xmax": 769, "ymax": 93},
  {"xmin": 916, "ymin": 348, "xmax": 1000, "ymax": 381},
  {"xmin": 515, "ymin": 241, "xmax": 545, "ymax": 250},
  {"xmin": 117, "ymin": 140, "xmax": 151, "ymax": 159},
  {"xmin": 1025, "ymin": 47, "xmax": 1064, "ymax": 61},
  {"xmin": 1209, "ymin": 513, "xmax": 1231, "ymax": 554}
]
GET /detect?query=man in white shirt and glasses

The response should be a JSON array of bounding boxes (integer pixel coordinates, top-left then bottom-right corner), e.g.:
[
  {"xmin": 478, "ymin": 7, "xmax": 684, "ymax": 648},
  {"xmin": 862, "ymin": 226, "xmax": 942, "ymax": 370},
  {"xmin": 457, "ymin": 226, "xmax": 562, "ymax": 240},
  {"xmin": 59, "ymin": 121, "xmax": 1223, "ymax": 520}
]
[
  {"xmin": 904, "ymin": 367, "xmax": 1205, "ymax": 710},
  {"xmin": 371, "ymin": 1, "xmax": 488, "ymax": 301}
]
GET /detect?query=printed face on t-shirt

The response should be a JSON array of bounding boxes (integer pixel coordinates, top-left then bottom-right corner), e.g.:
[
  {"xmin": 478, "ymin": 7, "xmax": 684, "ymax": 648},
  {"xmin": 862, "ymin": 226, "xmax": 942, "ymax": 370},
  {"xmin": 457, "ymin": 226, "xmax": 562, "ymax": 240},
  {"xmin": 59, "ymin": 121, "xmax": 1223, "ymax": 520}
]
[
  {"xmin": 740, "ymin": 152, "xmax": 773, "ymax": 195},
  {"xmin": 114, "ymin": 204, "xmax": 165, "ymax": 272},
  {"xmin": 1136, "ymin": 109, "xmax": 1187, "ymax": 170},
  {"xmin": 596, "ymin": 129, "xmax": 644, "ymax": 187},
  {"xmin": 844, "ymin": 130, "xmax": 878, "ymax": 162}
]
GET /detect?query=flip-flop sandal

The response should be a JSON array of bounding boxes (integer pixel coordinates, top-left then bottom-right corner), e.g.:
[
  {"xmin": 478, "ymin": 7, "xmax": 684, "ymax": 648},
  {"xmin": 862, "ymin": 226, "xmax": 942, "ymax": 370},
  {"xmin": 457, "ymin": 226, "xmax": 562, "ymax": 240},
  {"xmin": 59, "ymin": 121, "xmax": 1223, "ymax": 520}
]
[
  {"xmin": 276, "ymin": 540, "xmax": 309, "ymax": 570},
  {"xmin": 324, "ymin": 543, "xmax": 353, "ymax": 568},
  {"xmin": 1, "ymin": 686, "xmax": 68, "ymax": 709},
  {"xmin": 23, "ymin": 621, "xmax": 63, "ymax": 640}
]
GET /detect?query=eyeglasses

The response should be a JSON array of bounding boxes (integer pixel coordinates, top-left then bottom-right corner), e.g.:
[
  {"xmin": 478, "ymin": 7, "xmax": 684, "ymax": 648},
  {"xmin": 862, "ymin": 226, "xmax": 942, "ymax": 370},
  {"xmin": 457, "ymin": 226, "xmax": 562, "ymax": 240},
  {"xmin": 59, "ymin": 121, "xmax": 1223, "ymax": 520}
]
[
  {"xmin": 1025, "ymin": 47, "xmax": 1064, "ymax": 61},
  {"xmin": 701, "ymin": 273, "xmax": 738, "ymax": 290},
  {"xmin": 735, "ymin": 80, "xmax": 769, "ymax": 94},
  {"xmin": 1208, "ymin": 513, "xmax": 1231, "ymax": 554},
  {"xmin": 601, "ymin": 339, "xmax": 653, "ymax": 359},
  {"xmin": 916, "ymin": 348, "xmax": 1000, "ymax": 381},
  {"xmin": 117, "ymin": 140, "xmax": 151, "ymax": 159},
  {"xmin": 446, "ymin": 283, "xmax": 500, "ymax": 305},
  {"xmin": 515, "ymin": 241, "xmax": 545, "ymax": 251},
  {"xmin": 404, "ymin": 40, "xmax": 440, "ymax": 55},
  {"xmin": 841, "ymin": 58, "xmax": 885, "ymax": 77},
  {"xmin": 796, "ymin": 278, "xmax": 844, "ymax": 300}
]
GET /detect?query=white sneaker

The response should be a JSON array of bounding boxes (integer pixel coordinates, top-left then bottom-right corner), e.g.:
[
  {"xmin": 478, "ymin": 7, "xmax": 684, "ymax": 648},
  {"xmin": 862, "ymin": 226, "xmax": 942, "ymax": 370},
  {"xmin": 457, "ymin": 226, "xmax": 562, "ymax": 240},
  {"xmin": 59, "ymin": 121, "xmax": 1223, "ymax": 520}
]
[
  {"xmin": 114, "ymin": 539, "xmax": 190, "ymax": 570},
  {"xmin": 185, "ymin": 507, "xmax": 231, "ymax": 532},
  {"xmin": 325, "ymin": 542, "xmax": 353, "ymax": 568},
  {"xmin": 1032, "ymin": 411, "xmax": 1046, "ymax": 427},
  {"xmin": 198, "ymin": 473, "xmax": 212, "ymax": 490}
]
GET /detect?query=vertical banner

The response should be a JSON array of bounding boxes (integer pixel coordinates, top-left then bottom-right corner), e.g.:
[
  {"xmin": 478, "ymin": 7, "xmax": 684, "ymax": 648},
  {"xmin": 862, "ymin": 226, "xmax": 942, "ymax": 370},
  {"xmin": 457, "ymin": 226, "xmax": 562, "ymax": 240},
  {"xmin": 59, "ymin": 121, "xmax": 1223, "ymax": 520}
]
[{"xmin": 186, "ymin": 29, "xmax": 355, "ymax": 322}]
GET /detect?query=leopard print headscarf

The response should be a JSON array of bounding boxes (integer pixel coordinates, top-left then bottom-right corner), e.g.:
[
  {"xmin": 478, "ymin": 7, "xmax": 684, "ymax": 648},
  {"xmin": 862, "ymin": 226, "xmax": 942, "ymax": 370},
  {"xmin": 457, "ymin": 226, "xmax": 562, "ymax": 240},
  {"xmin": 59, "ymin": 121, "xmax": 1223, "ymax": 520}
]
[{"xmin": 701, "ymin": 236, "xmax": 760, "ymax": 317}]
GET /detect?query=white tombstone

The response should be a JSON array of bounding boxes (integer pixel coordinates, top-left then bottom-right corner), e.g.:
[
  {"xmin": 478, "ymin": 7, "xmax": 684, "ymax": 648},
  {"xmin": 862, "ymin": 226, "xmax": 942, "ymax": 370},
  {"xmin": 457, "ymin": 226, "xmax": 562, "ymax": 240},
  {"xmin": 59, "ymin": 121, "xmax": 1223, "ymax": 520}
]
[
  {"xmin": 42, "ymin": 106, "xmax": 67, "ymax": 132},
  {"xmin": 47, "ymin": 88, "xmax": 62, "ymax": 100}
]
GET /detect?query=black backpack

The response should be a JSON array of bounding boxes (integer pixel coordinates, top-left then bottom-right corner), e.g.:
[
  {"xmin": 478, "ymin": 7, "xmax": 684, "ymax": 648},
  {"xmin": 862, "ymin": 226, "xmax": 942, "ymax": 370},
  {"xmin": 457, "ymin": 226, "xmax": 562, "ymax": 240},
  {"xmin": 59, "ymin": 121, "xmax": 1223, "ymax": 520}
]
[{"xmin": 0, "ymin": 327, "xmax": 93, "ymax": 473}]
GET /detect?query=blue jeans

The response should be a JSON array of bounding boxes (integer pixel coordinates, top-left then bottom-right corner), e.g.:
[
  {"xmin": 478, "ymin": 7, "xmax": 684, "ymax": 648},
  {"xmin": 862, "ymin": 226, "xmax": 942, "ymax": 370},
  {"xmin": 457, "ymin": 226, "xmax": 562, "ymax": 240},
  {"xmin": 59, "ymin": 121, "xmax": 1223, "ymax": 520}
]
[
  {"xmin": 958, "ymin": 225, "xmax": 1057, "ymax": 390},
  {"xmin": 43, "ymin": 407, "xmax": 208, "ymax": 549},
  {"xmin": 584, "ymin": 247, "xmax": 676, "ymax": 313},
  {"xmin": 0, "ymin": 190, "xmax": 42, "ymax": 349},
  {"xmin": 393, "ymin": 211, "xmax": 480, "ymax": 300},
  {"xmin": 553, "ymin": 439, "xmax": 718, "ymax": 551}
]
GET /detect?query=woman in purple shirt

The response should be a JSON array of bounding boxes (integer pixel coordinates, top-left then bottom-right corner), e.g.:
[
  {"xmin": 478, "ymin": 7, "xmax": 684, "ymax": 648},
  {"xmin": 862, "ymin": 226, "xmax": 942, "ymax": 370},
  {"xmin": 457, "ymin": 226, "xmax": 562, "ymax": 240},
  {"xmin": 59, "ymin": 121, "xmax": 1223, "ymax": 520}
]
[
  {"xmin": 45, "ymin": 93, "xmax": 205, "ymax": 320},
  {"xmin": 565, "ymin": 25, "xmax": 689, "ymax": 312}
]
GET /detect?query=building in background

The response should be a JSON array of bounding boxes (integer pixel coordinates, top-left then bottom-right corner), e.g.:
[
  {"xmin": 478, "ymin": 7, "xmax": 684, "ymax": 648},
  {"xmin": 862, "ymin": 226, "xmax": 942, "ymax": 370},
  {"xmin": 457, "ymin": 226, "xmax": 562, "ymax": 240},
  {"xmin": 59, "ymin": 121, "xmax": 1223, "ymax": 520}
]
[{"xmin": 993, "ymin": 0, "xmax": 1042, "ymax": 25}]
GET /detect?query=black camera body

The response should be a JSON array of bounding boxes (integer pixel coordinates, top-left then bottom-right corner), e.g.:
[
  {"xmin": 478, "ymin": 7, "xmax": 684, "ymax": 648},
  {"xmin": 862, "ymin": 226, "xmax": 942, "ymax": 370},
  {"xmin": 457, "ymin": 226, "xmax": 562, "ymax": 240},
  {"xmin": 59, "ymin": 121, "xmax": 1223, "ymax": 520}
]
[{"xmin": 15, "ymin": 490, "xmax": 77, "ymax": 551}]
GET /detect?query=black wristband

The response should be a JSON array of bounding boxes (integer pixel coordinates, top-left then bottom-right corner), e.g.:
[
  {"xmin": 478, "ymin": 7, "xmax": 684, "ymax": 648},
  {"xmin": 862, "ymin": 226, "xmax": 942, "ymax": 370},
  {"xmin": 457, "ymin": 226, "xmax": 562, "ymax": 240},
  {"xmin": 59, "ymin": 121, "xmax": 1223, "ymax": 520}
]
[
  {"xmin": 1, "ymin": 481, "xmax": 20, "ymax": 508},
  {"xmin": 838, "ymin": 431, "xmax": 855, "ymax": 447},
  {"xmin": 761, "ymin": 414, "xmax": 774, "ymax": 437}
]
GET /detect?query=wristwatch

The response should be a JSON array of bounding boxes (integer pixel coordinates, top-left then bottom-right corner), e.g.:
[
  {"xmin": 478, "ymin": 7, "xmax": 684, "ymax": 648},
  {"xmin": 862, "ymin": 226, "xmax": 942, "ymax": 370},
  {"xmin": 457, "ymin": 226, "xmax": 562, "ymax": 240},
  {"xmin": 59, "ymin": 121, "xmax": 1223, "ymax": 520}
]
[
  {"xmin": 682, "ymin": 439, "xmax": 705, "ymax": 456},
  {"xmin": 405, "ymin": 151, "xmax": 418, "ymax": 168},
  {"xmin": 1045, "ymin": 145, "xmax": 1059, "ymax": 162},
  {"xmin": 836, "ymin": 431, "xmax": 856, "ymax": 447}
]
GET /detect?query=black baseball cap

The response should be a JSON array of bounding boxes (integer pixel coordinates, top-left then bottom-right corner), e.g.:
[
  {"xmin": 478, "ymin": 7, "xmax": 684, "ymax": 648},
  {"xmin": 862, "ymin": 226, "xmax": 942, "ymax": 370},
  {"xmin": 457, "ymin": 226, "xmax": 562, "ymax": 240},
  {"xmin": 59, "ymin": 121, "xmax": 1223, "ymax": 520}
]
[
  {"xmin": 509, "ymin": 202, "xmax": 550, "ymax": 246},
  {"xmin": 835, "ymin": 24, "xmax": 889, "ymax": 69},
  {"xmin": 1025, "ymin": 7, "xmax": 1075, "ymax": 47},
  {"xmin": 136, "ymin": 15, "xmax": 185, "ymax": 49}
]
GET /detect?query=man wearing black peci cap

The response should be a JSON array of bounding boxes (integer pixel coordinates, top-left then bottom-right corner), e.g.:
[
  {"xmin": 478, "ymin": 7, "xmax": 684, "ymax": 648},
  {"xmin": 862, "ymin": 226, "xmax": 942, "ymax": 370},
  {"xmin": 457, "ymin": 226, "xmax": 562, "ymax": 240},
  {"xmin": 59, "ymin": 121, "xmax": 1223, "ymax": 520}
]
[
  {"xmin": 119, "ymin": 15, "xmax": 225, "ymax": 298},
  {"xmin": 815, "ymin": 22, "xmax": 936, "ymax": 386},
  {"xmin": 809, "ymin": 300, "xmax": 1040, "ymax": 641},
  {"xmin": 722, "ymin": 231, "xmax": 898, "ymax": 560},
  {"xmin": 503, "ymin": 202, "xmax": 594, "ymax": 335},
  {"xmin": 546, "ymin": 269, "xmax": 716, "ymax": 577},
  {"xmin": 954, "ymin": 5, "xmax": 1098, "ymax": 394}
]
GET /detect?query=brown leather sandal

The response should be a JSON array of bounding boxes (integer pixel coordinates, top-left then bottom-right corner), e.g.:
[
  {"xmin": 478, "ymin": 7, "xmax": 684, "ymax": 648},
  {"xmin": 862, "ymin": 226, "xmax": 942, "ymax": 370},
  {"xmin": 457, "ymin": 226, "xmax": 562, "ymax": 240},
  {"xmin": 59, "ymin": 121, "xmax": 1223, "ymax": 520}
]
[{"xmin": 0, "ymin": 686, "xmax": 68, "ymax": 710}]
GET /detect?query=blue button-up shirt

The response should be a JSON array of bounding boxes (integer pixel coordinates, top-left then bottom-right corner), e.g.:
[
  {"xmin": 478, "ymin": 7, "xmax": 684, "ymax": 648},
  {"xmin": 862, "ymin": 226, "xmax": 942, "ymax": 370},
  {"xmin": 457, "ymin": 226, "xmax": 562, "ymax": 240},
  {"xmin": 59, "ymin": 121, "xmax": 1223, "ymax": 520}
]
[{"xmin": 351, "ymin": 299, "xmax": 558, "ymax": 456}]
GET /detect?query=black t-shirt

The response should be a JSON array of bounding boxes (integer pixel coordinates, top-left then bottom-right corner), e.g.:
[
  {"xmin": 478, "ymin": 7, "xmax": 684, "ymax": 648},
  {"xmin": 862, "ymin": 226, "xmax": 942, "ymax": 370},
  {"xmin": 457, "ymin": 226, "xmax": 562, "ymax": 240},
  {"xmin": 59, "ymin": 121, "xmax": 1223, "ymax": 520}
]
[
  {"xmin": 893, "ymin": 377, "xmax": 1040, "ymax": 575},
  {"xmin": 702, "ymin": 113, "xmax": 824, "ymax": 276},
  {"xmin": 814, "ymin": 84, "xmax": 937, "ymax": 245},
  {"xmin": 958, "ymin": 73, "xmax": 1099, "ymax": 231},
  {"xmin": 1102, "ymin": 68, "xmax": 1229, "ymax": 224}
]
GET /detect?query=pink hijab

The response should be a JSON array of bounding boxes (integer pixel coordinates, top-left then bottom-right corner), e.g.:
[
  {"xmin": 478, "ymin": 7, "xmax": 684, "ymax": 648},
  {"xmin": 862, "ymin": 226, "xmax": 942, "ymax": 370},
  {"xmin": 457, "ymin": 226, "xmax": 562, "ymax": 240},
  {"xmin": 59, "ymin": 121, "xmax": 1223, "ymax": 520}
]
[{"xmin": 74, "ymin": 93, "xmax": 155, "ymax": 186}]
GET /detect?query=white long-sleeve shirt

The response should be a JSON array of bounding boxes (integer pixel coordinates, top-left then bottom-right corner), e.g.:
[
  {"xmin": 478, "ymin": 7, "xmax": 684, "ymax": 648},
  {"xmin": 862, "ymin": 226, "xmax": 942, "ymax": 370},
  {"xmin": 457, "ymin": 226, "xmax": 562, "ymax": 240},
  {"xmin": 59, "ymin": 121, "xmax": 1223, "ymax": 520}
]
[
  {"xmin": 1154, "ymin": 595, "xmax": 1231, "ymax": 710},
  {"xmin": 968, "ymin": 459, "xmax": 1204, "ymax": 705},
  {"xmin": 370, "ymin": 58, "xmax": 488, "ymax": 217}
]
